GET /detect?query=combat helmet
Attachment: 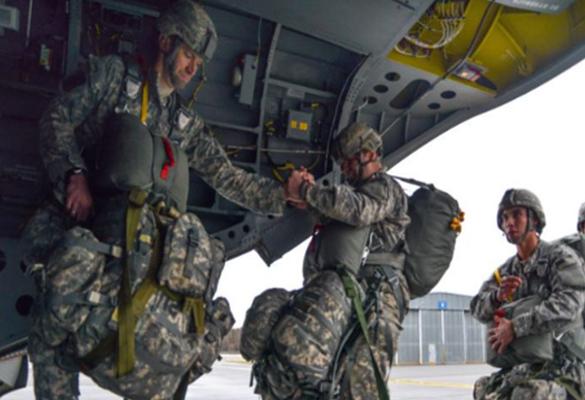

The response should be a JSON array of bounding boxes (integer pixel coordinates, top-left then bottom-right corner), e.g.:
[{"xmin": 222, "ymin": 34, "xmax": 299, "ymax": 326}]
[
  {"xmin": 157, "ymin": 0, "xmax": 218, "ymax": 63},
  {"xmin": 497, "ymin": 188, "xmax": 546, "ymax": 233},
  {"xmin": 577, "ymin": 202, "xmax": 585, "ymax": 232},
  {"xmin": 331, "ymin": 122, "xmax": 383, "ymax": 162}
]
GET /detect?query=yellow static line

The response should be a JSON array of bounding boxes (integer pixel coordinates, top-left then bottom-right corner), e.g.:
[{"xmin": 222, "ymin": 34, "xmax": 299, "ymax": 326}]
[{"xmin": 390, "ymin": 378, "xmax": 473, "ymax": 389}]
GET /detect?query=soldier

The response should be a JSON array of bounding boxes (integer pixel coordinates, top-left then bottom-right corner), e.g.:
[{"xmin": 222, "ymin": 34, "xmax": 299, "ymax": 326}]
[
  {"xmin": 22, "ymin": 1, "xmax": 287, "ymax": 399},
  {"xmin": 245, "ymin": 122, "xmax": 410, "ymax": 399},
  {"xmin": 578, "ymin": 203, "xmax": 585, "ymax": 234},
  {"xmin": 553, "ymin": 202, "xmax": 585, "ymax": 260},
  {"xmin": 471, "ymin": 189, "xmax": 585, "ymax": 400}
]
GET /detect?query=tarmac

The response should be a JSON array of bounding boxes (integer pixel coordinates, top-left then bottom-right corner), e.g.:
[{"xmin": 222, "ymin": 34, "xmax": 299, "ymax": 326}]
[{"xmin": 3, "ymin": 354, "xmax": 497, "ymax": 399}]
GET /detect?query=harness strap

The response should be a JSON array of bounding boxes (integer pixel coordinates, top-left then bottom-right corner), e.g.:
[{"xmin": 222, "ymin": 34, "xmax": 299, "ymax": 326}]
[
  {"xmin": 554, "ymin": 377, "xmax": 584, "ymax": 400},
  {"xmin": 49, "ymin": 291, "xmax": 112, "ymax": 308},
  {"xmin": 182, "ymin": 297, "xmax": 206, "ymax": 336},
  {"xmin": 389, "ymin": 175, "xmax": 434, "ymax": 190},
  {"xmin": 140, "ymin": 81, "xmax": 149, "ymax": 125},
  {"xmin": 62, "ymin": 236, "xmax": 123, "ymax": 258},
  {"xmin": 377, "ymin": 265, "xmax": 406, "ymax": 322},
  {"xmin": 116, "ymin": 189, "xmax": 148, "ymax": 376},
  {"xmin": 340, "ymin": 270, "xmax": 390, "ymax": 400}
]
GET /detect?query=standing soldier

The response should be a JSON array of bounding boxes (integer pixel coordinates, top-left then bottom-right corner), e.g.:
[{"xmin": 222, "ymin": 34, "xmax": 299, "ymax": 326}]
[
  {"xmin": 22, "ymin": 1, "xmax": 287, "ymax": 399},
  {"xmin": 242, "ymin": 122, "xmax": 410, "ymax": 399},
  {"xmin": 471, "ymin": 189, "xmax": 585, "ymax": 400},
  {"xmin": 554, "ymin": 202, "xmax": 585, "ymax": 260},
  {"xmin": 578, "ymin": 203, "xmax": 585, "ymax": 234}
]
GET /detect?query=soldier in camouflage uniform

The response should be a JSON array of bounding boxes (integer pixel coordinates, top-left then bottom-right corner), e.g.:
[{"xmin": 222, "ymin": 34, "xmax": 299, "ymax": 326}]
[
  {"xmin": 578, "ymin": 203, "xmax": 585, "ymax": 234},
  {"xmin": 281, "ymin": 122, "xmax": 410, "ymax": 399},
  {"xmin": 553, "ymin": 203, "xmax": 585, "ymax": 260},
  {"xmin": 22, "ymin": 1, "xmax": 286, "ymax": 399},
  {"xmin": 471, "ymin": 189, "xmax": 585, "ymax": 400}
]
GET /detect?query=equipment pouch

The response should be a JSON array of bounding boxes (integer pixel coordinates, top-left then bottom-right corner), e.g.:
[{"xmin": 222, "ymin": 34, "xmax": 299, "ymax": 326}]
[
  {"xmin": 158, "ymin": 212, "xmax": 225, "ymax": 298},
  {"xmin": 41, "ymin": 227, "xmax": 114, "ymax": 346}
]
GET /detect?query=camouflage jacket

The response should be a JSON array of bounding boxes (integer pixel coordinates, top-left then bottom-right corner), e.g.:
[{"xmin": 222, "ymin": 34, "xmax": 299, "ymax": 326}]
[
  {"xmin": 39, "ymin": 54, "xmax": 285, "ymax": 215},
  {"xmin": 554, "ymin": 233, "xmax": 585, "ymax": 262},
  {"xmin": 304, "ymin": 173, "xmax": 409, "ymax": 252},
  {"xmin": 470, "ymin": 240, "xmax": 585, "ymax": 338},
  {"xmin": 303, "ymin": 173, "xmax": 410, "ymax": 291}
]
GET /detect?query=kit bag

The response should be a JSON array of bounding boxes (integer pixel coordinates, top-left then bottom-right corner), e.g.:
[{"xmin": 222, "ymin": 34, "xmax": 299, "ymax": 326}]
[
  {"xmin": 240, "ymin": 288, "xmax": 292, "ymax": 362},
  {"xmin": 393, "ymin": 176, "xmax": 463, "ymax": 298}
]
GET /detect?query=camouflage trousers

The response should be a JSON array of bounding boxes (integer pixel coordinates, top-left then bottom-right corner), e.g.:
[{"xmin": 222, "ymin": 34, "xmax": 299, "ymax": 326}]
[
  {"xmin": 28, "ymin": 332, "xmax": 80, "ymax": 400},
  {"xmin": 474, "ymin": 345, "xmax": 585, "ymax": 400},
  {"xmin": 337, "ymin": 279, "xmax": 405, "ymax": 400},
  {"xmin": 22, "ymin": 202, "xmax": 80, "ymax": 400},
  {"xmin": 253, "ymin": 275, "xmax": 406, "ymax": 400}
]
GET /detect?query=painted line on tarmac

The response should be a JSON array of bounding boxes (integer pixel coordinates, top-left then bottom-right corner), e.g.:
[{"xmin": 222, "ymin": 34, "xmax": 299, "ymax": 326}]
[{"xmin": 390, "ymin": 378, "xmax": 473, "ymax": 389}]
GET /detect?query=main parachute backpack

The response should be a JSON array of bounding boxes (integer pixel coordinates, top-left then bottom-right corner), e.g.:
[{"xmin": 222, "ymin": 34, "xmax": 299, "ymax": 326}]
[{"xmin": 393, "ymin": 176, "xmax": 464, "ymax": 298}]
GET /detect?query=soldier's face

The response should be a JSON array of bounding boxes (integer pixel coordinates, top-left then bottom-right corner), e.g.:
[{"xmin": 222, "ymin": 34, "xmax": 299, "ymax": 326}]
[
  {"xmin": 501, "ymin": 207, "xmax": 528, "ymax": 244},
  {"xmin": 165, "ymin": 41, "xmax": 204, "ymax": 90},
  {"xmin": 340, "ymin": 153, "xmax": 361, "ymax": 182}
]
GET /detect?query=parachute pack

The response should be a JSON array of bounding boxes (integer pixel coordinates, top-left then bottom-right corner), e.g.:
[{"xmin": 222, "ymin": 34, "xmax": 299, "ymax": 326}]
[{"xmin": 392, "ymin": 176, "xmax": 463, "ymax": 298}]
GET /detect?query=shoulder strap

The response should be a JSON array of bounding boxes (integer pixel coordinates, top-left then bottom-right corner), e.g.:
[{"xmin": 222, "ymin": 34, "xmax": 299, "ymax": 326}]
[
  {"xmin": 121, "ymin": 57, "xmax": 144, "ymax": 100},
  {"xmin": 390, "ymin": 175, "xmax": 435, "ymax": 190}
]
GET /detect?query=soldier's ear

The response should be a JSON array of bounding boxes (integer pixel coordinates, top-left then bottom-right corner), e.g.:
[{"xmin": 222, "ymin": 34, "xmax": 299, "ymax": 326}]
[
  {"xmin": 363, "ymin": 150, "xmax": 377, "ymax": 162},
  {"xmin": 159, "ymin": 35, "xmax": 172, "ymax": 53}
]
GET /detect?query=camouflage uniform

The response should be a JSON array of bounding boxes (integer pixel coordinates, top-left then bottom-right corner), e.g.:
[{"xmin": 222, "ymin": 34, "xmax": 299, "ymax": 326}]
[
  {"xmin": 304, "ymin": 172, "xmax": 410, "ymax": 400},
  {"xmin": 24, "ymin": 18, "xmax": 285, "ymax": 400},
  {"xmin": 248, "ymin": 156, "xmax": 410, "ymax": 400},
  {"xmin": 471, "ymin": 241, "xmax": 585, "ymax": 400}
]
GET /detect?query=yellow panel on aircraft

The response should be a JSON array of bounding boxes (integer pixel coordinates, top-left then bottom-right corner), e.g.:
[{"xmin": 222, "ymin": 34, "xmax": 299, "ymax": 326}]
[{"xmin": 389, "ymin": 0, "xmax": 585, "ymax": 93}]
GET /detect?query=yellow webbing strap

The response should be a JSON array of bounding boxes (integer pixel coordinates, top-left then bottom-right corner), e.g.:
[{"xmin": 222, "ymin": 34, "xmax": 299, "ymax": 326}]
[
  {"xmin": 117, "ymin": 189, "xmax": 148, "ymax": 377},
  {"xmin": 493, "ymin": 269, "xmax": 502, "ymax": 285},
  {"xmin": 493, "ymin": 268, "xmax": 513, "ymax": 302},
  {"xmin": 183, "ymin": 297, "xmax": 206, "ymax": 335},
  {"xmin": 140, "ymin": 81, "xmax": 149, "ymax": 125}
]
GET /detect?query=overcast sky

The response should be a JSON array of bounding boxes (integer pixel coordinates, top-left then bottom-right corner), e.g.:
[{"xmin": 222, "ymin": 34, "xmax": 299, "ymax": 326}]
[{"xmin": 217, "ymin": 59, "xmax": 585, "ymax": 328}]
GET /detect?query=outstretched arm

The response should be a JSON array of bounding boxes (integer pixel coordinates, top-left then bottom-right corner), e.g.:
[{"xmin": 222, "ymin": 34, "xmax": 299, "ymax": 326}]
[{"xmin": 185, "ymin": 125, "xmax": 286, "ymax": 215}]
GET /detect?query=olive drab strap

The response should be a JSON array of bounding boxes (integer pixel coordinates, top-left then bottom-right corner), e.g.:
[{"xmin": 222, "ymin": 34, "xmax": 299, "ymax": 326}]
[
  {"xmin": 182, "ymin": 297, "xmax": 206, "ymax": 336},
  {"xmin": 554, "ymin": 377, "xmax": 585, "ymax": 400},
  {"xmin": 340, "ymin": 270, "xmax": 390, "ymax": 400},
  {"xmin": 117, "ymin": 189, "xmax": 149, "ymax": 376},
  {"xmin": 140, "ymin": 80, "xmax": 149, "ymax": 125}
]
